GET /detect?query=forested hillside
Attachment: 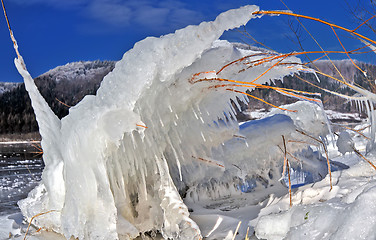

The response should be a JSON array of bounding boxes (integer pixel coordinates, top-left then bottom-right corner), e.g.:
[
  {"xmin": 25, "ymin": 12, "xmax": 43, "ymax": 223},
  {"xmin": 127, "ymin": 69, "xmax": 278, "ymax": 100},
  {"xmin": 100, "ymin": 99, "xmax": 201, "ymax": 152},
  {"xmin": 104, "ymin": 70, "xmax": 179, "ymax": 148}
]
[
  {"xmin": 0, "ymin": 60, "xmax": 115, "ymax": 134},
  {"xmin": 0, "ymin": 58, "xmax": 374, "ymax": 134}
]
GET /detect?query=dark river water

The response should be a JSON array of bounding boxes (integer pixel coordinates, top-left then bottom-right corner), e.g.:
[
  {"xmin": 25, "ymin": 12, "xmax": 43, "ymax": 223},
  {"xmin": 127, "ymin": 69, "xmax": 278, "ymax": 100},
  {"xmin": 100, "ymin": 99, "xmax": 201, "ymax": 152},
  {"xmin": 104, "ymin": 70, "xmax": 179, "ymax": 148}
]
[{"xmin": 0, "ymin": 143, "xmax": 44, "ymax": 215}]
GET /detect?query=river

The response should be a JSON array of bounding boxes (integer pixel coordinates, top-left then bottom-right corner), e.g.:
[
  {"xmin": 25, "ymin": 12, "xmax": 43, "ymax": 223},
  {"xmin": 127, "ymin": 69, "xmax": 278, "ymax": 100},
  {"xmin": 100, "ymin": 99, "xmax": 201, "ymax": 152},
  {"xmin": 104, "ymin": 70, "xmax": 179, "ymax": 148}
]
[{"xmin": 0, "ymin": 142, "xmax": 43, "ymax": 215}]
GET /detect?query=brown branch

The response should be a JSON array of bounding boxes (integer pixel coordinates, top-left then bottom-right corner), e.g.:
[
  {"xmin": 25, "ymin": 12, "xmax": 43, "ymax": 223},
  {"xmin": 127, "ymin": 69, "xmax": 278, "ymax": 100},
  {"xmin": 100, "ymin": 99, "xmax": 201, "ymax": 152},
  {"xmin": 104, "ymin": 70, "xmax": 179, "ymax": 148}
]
[
  {"xmin": 296, "ymin": 129, "xmax": 332, "ymax": 191},
  {"xmin": 253, "ymin": 10, "xmax": 376, "ymax": 45}
]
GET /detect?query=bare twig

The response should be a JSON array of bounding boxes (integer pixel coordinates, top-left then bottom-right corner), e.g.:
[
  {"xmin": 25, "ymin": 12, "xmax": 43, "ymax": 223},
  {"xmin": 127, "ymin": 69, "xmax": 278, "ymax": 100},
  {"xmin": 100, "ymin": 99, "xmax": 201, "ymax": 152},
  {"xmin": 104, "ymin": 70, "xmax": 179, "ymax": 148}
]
[
  {"xmin": 281, "ymin": 135, "xmax": 288, "ymax": 177},
  {"xmin": 296, "ymin": 129, "xmax": 332, "ymax": 191},
  {"xmin": 23, "ymin": 210, "xmax": 56, "ymax": 240},
  {"xmin": 253, "ymin": 10, "xmax": 376, "ymax": 45},
  {"xmin": 231, "ymin": 221, "xmax": 242, "ymax": 240},
  {"xmin": 1, "ymin": 0, "xmax": 24, "ymax": 68},
  {"xmin": 353, "ymin": 147, "xmax": 376, "ymax": 170},
  {"xmin": 287, "ymin": 159, "xmax": 292, "ymax": 207},
  {"xmin": 55, "ymin": 98, "xmax": 71, "ymax": 108}
]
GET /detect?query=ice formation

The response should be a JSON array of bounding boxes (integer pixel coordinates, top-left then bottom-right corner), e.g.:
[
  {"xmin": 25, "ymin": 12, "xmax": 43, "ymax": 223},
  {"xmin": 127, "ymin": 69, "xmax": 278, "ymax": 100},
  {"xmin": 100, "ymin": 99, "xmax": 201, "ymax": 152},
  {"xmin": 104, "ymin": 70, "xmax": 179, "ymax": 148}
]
[{"xmin": 14, "ymin": 5, "xmax": 332, "ymax": 240}]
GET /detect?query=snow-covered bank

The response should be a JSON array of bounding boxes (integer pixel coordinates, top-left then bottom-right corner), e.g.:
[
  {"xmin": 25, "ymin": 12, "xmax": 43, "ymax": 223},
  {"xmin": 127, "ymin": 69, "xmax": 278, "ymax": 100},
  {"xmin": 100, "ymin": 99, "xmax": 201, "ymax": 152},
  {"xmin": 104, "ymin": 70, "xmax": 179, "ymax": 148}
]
[
  {"xmin": 2, "ymin": 154, "xmax": 375, "ymax": 240},
  {"xmin": 254, "ymin": 159, "xmax": 376, "ymax": 240}
]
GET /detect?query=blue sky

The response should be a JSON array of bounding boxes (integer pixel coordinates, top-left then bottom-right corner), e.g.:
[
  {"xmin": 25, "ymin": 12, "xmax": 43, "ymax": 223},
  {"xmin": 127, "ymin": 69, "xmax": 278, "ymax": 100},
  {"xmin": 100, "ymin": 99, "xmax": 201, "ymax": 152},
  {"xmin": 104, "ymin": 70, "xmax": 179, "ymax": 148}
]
[{"xmin": 0, "ymin": 0, "xmax": 374, "ymax": 82}]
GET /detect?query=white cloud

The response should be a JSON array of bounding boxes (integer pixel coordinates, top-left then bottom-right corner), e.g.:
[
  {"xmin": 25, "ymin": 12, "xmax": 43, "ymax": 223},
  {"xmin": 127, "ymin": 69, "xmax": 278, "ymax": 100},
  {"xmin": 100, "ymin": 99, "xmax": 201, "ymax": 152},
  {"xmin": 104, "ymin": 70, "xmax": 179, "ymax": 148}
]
[
  {"xmin": 12, "ymin": 0, "xmax": 204, "ymax": 32},
  {"xmin": 12, "ymin": 0, "xmax": 88, "ymax": 8},
  {"xmin": 88, "ymin": 0, "xmax": 132, "ymax": 25},
  {"xmin": 86, "ymin": 0, "xmax": 203, "ymax": 30}
]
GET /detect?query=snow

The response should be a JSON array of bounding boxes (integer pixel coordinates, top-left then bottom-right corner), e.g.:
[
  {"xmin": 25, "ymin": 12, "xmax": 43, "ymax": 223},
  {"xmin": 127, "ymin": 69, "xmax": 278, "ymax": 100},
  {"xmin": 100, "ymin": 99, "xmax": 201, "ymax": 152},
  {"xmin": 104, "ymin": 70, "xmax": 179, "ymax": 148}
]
[
  {"xmin": 254, "ymin": 160, "xmax": 376, "ymax": 240},
  {"xmin": 5, "ymin": 3, "xmax": 376, "ymax": 240},
  {"xmin": 38, "ymin": 61, "xmax": 115, "ymax": 83},
  {"xmin": 0, "ymin": 82, "xmax": 20, "ymax": 95}
]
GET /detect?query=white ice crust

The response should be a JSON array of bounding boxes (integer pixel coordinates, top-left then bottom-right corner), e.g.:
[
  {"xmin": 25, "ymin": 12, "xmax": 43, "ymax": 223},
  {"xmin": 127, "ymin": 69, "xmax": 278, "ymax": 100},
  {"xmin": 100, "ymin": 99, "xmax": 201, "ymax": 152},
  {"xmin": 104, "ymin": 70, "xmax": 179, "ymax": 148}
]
[{"xmin": 14, "ymin": 5, "xmax": 329, "ymax": 240}]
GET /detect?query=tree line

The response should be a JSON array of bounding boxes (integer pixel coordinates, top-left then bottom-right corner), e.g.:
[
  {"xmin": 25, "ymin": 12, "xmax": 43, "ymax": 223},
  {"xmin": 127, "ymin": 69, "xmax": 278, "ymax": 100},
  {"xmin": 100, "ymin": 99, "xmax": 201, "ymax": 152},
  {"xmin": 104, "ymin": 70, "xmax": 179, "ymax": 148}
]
[
  {"xmin": 0, "ymin": 61, "xmax": 115, "ymax": 134},
  {"xmin": 0, "ymin": 60, "xmax": 375, "ymax": 134}
]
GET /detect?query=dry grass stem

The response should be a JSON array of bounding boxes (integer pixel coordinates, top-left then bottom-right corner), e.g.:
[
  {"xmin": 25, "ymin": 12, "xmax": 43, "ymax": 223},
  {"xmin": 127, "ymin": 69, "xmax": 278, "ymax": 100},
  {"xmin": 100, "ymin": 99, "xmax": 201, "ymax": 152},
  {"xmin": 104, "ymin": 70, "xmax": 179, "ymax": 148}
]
[
  {"xmin": 281, "ymin": 135, "xmax": 288, "ymax": 178},
  {"xmin": 287, "ymin": 160, "xmax": 292, "ymax": 207},
  {"xmin": 337, "ymin": 125, "xmax": 370, "ymax": 140},
  {"xmin": 245, "ymin": 227, "xmax": 250, "ymax": 240},
  {"xmin": 55, "ymin": 98, "xmax": 71, "ymax": 108},
  {"xmin": 253, "ymin": 10, "xmax": 376, "ymax": 45},
  {"xmin": 231, "ymin": 221, "xmax": 242, "ymax": 240},
  {"xmin": 353, "ymin": 147, "xmax": 376, "ymax": 171},
  {"xmin": 23, "ymin": 210, "xmax": 56, "ymax": 240},
  {"xmin": 296, "ymin": 129, "xmax": 332, "ymax": 191},
  {"xmin": 281, "ymin": 135, "xmax": 293, "ymax": 207},
  {"xmin": 192, "ymin": 156, "xmax": 225, "ymax": 168}
]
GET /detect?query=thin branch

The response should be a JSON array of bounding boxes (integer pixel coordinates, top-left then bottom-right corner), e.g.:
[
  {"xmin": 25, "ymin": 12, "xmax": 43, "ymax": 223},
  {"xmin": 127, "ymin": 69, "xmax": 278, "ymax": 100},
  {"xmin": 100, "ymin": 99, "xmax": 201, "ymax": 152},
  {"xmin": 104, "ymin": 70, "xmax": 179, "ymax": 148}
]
[
  {"xmin": 253, "ymin": 10, "xmax": 376, "ymax": 45},
  {"xmin": 296, "ymin": 129, "xmax": 332, "ymax": 191},
  {"xmin": 1, "ymin": 0, "xmax": 23, "ymax": 64}
]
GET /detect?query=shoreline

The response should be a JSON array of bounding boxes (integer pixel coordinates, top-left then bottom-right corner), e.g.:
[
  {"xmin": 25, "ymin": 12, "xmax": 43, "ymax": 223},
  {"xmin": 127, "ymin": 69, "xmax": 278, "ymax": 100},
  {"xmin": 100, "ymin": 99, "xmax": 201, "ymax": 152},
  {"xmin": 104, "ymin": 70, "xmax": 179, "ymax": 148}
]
[{"xmin": 0, "ymin": 132, "xmax": 41, "ymax": 143}]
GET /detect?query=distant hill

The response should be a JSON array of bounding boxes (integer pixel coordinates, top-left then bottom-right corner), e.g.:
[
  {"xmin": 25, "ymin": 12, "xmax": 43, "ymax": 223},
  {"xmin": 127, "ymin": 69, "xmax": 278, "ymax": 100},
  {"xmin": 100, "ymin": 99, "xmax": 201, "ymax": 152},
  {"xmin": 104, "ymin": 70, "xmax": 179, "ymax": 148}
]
[
  {"xmin": 0, "ymin": 60, "xmax": 115, "ymax": 134},
  {"xmin": 0, "ymin": 82, "xmax": 21, "ymax": 95}
]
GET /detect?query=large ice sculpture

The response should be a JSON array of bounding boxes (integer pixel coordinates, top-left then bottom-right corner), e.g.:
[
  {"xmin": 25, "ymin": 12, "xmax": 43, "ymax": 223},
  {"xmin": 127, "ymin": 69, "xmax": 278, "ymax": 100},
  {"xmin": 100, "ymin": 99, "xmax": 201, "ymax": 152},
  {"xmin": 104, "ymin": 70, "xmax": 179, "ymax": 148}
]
[{"xmin": 15, "ymin": 5, "xmax": 319, "ymax": 240}]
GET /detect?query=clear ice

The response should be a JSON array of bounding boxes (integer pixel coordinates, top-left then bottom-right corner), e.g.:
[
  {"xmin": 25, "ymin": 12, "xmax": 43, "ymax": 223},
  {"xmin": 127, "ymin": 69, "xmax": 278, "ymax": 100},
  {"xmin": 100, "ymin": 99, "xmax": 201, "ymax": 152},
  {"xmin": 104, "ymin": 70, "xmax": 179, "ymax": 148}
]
[{"xmin": 14, "ymin": 5, "xmax": 333, "ymax": 240}]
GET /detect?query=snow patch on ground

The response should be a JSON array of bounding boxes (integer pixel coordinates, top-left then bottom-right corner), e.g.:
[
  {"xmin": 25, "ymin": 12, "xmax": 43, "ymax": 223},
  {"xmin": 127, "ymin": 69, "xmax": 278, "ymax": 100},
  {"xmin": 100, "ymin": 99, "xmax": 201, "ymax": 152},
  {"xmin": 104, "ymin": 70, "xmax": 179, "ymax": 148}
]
[{"xmin": 254, "ymin": 160, "xmax": 376, "ymax": 240}]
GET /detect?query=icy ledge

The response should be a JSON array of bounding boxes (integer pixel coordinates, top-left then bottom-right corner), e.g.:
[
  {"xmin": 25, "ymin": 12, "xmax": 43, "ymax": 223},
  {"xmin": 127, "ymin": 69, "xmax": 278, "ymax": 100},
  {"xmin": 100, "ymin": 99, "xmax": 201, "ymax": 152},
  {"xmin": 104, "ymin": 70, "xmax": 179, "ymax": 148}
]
[{"xmin": 15, "ymin": 5, "xmax": 308, "ymax": 240}]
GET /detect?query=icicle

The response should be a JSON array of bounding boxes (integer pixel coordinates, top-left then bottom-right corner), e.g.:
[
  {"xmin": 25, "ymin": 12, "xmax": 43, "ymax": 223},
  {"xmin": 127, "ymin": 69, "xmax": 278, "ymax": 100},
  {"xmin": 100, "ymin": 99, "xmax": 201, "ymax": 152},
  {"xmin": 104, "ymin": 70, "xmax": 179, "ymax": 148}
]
[
  {"xmin": 242, "ymin": 94, "xmax": 249, "ymax": 104},
  {"xmin": 199, "ymin": 116, "xmax": 205, "ymax": 124},
  {"xmin": 371, "ymin": 102, "xmax": 376, "ymax": 145},
  {"xmin": 130, "ymin": 132, "xmax": 137, "ymax": 150},
  {"xmin": 140, "ymin": 166, "xmax": 148, "ymax": 201},
  {"xmin": 166, "ymin": 136, "xmax": 183, "ymax": 181},
  {"xmin": 159, "ymin": 118, "xmax": 164, "ymax": 127},
  {"xmin": 313, "ymin": 71, "xmax": 321, "ymax": 82},
  {"xmin": 201, "ymin": 131, "xmax": 207, "ymax": 142},
  {"xmin": 233, "ymin": 98, "xmax": 242, "ymax": 112},
  {"xmin": 193, "ymin": 108, "xmax": 199, "ymax": 120},
  {"xmin": 228, "ymin": 102, "xmax": 237, "ymax": 117}
]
